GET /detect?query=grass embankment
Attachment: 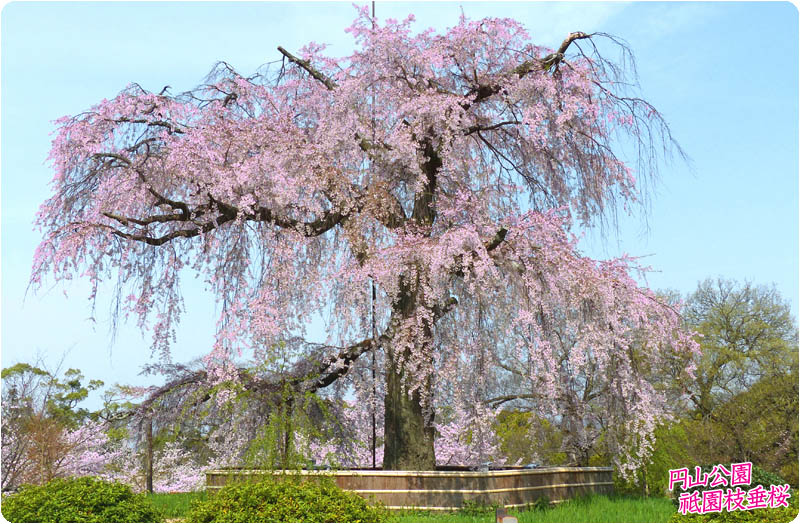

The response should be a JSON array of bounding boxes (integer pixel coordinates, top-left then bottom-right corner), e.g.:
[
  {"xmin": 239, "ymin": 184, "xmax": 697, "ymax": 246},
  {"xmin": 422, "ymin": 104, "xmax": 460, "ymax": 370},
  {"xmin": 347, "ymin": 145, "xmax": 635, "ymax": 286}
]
[{"xmin": 148, "ymin": 492, "xmax": 677, "ymax": 522}]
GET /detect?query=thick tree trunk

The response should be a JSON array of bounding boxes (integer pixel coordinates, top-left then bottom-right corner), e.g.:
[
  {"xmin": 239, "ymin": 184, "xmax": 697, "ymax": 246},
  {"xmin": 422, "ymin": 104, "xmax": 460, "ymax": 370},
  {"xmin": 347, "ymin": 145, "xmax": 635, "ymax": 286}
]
[
  {"xmin": 382, "ymin": 273, "xmax": 437, "ymax": 471},
  {"xmin": 383, "ymin": 357, "xmax": 436, "ymax": 470},
  {"xmin": 382, "ymin": 135, "xmax": 441, "ymax": 471}
]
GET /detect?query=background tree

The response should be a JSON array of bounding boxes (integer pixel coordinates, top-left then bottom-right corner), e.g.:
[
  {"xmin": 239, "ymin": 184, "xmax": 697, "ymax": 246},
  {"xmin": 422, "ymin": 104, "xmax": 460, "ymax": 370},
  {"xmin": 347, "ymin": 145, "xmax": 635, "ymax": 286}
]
[
  {"xmin": 1, "ymin": 361, "xmax": 106, "ymax": 489},
  {"xmin": 492, "ymin": 410, "xmax": 565, "ymax": 467},
  {"xmin": 33, "ymin": 11, "xmax": 696, "ymax": 470},
  {"xmin": 683, "ymin": 278, "xmax": 797, "ymax": 417},
  {"xmin": 691, "ymin": 369, "xmax": 798, "ymax": 485},
  {"xmin": 677, "ymin": 278, "xmax": 798, "ymax": 486},
  {"xmin": 615, "ymin": 278, "xmax": 798, "ymax": 494}
]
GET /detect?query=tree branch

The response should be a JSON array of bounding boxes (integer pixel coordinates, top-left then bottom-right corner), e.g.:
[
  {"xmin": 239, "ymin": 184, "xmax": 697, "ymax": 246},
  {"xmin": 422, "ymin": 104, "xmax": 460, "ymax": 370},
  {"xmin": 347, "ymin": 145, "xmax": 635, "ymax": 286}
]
[
  {"xmin": 254, "ymin": 204, "xmax": 351, "ymax": 237},
  {"xmin": 451, "ymin": 227, "xmax": 509, "ymax": 278},
  {"xmin": 112, "ymin": 117, "xmax": 185, "ymax": 135},
  {"xmin": 487, "ymin": 393, "xmax": 541, "ymax": 408},
  {"xmin": 102, "ymin": 211, "xmax": 189, "ymax": 227},
  {"xmin": 539, "ymin": 32, "xmax": 591, "ymax": 72},
  {"xmin": 106, "ymin": 213, "xmax": 234, "ymax": 246},
  {"xmin": 294, "ymin": 334, "xmax": 390, "ymax": 393},
  {"xmin": 277, "ymin": 46, "xmax": 337, "ymax": 91},
  {"xmin": 464, "ymin": 120, "xmax": 521, "ymax": 136},
  {"xmin": 116, "ymin": 332, "xmax": 390, "ymax": 425},
  {"xmin": 466, "ymin": 31, "xmax": 592, "ymax": 108}
]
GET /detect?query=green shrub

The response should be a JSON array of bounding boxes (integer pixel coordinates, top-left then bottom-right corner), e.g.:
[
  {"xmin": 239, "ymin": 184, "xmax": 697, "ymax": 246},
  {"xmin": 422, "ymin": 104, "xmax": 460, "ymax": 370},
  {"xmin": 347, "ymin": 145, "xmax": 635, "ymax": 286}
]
[
  {"xmin": 188, "ymin": 475, "xmax": 389, "ymax": 522},
  {"xmin": 0, "ymin": 476, "xmax": 163, "ymax": 523}
]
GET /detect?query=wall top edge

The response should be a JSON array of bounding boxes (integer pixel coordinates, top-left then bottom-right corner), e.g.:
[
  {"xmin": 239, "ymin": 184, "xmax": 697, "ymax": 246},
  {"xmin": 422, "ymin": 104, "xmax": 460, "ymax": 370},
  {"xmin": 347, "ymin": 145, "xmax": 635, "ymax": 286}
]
[{"xmin": 205, "ymin": 466, "xmax": 614, "ymax": 478}]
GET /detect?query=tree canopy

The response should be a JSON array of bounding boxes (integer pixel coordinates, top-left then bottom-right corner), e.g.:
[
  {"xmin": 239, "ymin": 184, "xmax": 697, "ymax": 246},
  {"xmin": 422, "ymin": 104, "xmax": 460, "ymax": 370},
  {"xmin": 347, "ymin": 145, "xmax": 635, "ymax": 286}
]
[
  {"xmin": 681, "ymin": 278, "xmax": 798, "ymax": 485},
  {"xmin": 683, "ymin": 278, "xmax": 798, "ymax": 417},
  {"xmin": 33, "ymin": 10, "xmax": 697, "ymax": 471}
]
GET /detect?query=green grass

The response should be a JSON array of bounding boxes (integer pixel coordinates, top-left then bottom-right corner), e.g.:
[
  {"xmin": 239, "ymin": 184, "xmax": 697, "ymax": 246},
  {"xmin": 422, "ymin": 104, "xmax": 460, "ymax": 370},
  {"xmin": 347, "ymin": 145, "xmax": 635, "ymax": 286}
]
[
  {"xmin": 145, "ymin": 492, "xmax": 677, "ymax": 522},
  {"xmin": 392, "ymin": 509, "xmax": 495, "ymax": 522},
  {"xmin": 516, "ymin": 494, "xmax": 676, "ymax": 522},
  {"xmin": 146, "ymin": 491, "xmax": 207, "ymax": 519},
  {"xmin": 392, "ymin": 495, "xmax": 676, "ymax": 523}
]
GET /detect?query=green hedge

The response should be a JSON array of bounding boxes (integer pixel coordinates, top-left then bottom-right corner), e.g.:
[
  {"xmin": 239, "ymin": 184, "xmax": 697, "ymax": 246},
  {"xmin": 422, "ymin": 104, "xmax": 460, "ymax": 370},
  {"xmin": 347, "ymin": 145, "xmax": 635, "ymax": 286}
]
[
  {"xmin": 188, "ymin": 475, "xmax": 389, "ymax": 522},
  {"xmin": 0, "ymin": 477, "xmax": 162, "ymax": 523}
]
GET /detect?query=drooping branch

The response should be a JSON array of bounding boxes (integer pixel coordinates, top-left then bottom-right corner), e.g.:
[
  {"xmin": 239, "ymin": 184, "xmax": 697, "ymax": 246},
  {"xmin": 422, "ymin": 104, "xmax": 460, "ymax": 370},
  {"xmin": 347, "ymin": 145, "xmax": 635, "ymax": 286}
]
[
  {"xmin": 104, "ymin": 213, "xmax": 235, "ymax": 246},
  {"xmin": 119, "ymin": 332, "xmax": 387, "ymax": 424},
  {"xmin": 253, "ymin": 204, "xmax": 352, "ymax": 237},
  {"xmin": 102, "ymin": 211, "xmax": 189, "ymax": 227},
  {"xmin": 133, "ymin": 370, "xmax": 209, "ymax": 418},
  {"xmin": 464, "ymin": 120, "xmax": 521, "ymax": 136},
  {"xmin": 112, "ymin": 117, "xmax": 185, "ymax": 135},
  {"xmin": 427, "ymin": 228, "xmax": 509, "ymax": 323},
  {"xmin": 293, "ymin": 333, "xmax": 391, "ymax": 392}
]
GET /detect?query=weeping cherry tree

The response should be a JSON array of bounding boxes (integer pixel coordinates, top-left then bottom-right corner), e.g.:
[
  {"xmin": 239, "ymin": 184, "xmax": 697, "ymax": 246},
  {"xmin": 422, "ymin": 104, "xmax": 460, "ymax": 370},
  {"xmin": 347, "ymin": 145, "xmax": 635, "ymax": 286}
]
[{"xmin": 33, "ymin": 10, "xmax": 699, "ymax": 471}]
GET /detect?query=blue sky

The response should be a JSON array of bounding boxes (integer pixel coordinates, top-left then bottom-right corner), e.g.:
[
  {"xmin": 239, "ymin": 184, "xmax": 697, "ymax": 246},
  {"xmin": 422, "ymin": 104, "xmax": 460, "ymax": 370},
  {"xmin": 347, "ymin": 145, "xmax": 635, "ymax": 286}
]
[{"xmin": 2, "ymin": 2, "xmax": 798, "ymax": 405}]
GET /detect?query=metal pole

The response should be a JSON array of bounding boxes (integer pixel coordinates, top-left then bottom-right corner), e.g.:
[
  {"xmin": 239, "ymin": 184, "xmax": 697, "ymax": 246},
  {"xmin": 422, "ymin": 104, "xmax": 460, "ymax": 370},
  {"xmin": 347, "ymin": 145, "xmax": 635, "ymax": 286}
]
[
  {"xmin": 370, "ymin": 0, "xmax": 377, "ymax": 470},
  {"xmin": 371, "ymin": 282, "xmax": 377, "ymax": 469}
]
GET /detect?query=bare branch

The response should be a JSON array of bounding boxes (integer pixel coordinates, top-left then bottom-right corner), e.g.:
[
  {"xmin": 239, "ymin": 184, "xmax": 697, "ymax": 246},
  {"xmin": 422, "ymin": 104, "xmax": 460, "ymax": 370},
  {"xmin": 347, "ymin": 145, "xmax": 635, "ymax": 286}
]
[
  {"xmin": 277, "ymin": 46, "xmax": 337, "ymax": 90},
  {"xmin": 487, "ymin": 393, "xmax": 541, "ymax": 408},
  {"xmin": 464, "ymin": 120, "xmax": 521, "ymax": 136},
  {"xmin": 539, "ymin": 31, "xmax": 592, "ymax": 72}
]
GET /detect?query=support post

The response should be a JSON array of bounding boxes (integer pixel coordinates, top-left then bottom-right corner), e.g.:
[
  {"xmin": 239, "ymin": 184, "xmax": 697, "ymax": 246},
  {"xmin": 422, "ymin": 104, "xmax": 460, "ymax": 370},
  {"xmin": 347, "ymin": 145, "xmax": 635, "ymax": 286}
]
[{"xmin": 144, "ymin": 417, "xmax": 153, "ymax": 493}]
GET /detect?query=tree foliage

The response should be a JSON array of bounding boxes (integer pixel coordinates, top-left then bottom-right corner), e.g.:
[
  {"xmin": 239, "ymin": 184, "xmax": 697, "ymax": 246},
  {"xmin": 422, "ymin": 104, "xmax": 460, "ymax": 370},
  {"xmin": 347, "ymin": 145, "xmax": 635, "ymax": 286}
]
[
  {"xmin": 683, "ymin": 278, "xmax": 797, "ymax": 418},
  {"xmin": 616, "ymin": 279, "xmax": 798, "ymax": 495},
  {"xmin": 1, "ymin": 361, "xmax": 105, "ymax": 490},
  {"xmin": 680, "ymin": 279, "xmax": 798, "ymax": 484}
]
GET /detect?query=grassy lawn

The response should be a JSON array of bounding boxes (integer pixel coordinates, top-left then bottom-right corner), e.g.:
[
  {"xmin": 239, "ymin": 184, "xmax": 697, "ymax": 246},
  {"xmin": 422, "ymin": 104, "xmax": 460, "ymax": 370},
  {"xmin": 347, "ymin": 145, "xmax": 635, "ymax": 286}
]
[
  {"xmin": 515, "ymin": 494, "xmax": 676, "ymax": 523},
  {"xmin": 148, "ymin": 492, "xmax": 678, "ymax": 522},
  {"xmin": 147, "ymin": 491, "xmax": 207, "ymax": 519},
  {"xmin": 392, "ymin": 495, "xmax": 676, "ymax": 523}
]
